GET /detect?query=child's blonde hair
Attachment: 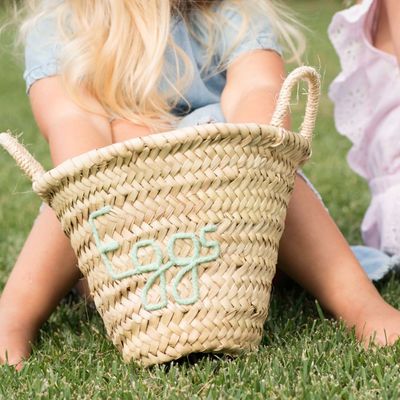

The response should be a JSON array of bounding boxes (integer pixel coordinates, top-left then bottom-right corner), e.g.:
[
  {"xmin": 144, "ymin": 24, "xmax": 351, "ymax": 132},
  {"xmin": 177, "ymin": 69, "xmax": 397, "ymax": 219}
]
[{"xmin": 19, "ymin": 0, "xmax": 306, "ymax": 131}]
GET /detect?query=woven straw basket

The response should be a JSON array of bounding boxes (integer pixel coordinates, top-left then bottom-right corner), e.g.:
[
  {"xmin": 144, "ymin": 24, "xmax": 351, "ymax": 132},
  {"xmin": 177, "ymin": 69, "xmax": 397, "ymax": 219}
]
[{"xmin": 0, "ymin": 66, "xmax": 320, "ymax": 366}]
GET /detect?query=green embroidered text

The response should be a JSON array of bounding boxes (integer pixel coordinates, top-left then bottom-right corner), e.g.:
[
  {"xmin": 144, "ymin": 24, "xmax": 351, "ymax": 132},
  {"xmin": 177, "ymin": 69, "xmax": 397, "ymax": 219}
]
[{"xmin": 89, "ymin": 206, "xmax": 220, "ymax": 311}]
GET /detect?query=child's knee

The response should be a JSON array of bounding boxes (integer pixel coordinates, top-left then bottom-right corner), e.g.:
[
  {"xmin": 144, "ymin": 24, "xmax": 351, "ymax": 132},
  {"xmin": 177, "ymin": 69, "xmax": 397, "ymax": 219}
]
[{"xmin": 110, "ymin": 119, "xmax": 153, "ymax": 142}]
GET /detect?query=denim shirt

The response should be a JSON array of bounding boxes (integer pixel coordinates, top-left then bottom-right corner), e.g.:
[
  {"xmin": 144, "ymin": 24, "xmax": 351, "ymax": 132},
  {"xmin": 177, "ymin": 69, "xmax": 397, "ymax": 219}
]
[{"xmin": 24, "ymin": 3, "xmax": 281, "ymax": 116}]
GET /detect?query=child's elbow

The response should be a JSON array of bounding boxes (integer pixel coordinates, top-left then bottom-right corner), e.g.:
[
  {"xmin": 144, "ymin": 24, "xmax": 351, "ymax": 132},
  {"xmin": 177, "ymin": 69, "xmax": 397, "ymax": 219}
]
[{"xmin": 221, "ymin": 81, "xmax": 283, "ymax": 122}]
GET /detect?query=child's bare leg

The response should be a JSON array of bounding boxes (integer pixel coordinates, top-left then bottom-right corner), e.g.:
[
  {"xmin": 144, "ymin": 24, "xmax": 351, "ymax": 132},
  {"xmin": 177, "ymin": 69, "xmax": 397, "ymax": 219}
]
[
  {"xmin": 0, "ymin": 205, "xmax": 80, "ymax": 368},
  {"xmin": 278, "ymin": 176, "xmax": 400, "ymax": 346},
  {"xmin": 0, "ymin": 77, "xmax": 115, "ymax": 367},
  {"xmin": 0, "ymin": 112, "xmax": 154, "ymax": 368}
]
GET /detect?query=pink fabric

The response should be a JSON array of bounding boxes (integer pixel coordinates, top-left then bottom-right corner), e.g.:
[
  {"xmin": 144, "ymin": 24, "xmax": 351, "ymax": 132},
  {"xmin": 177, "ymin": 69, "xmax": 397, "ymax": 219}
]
[{"xmin": 328, "ymin": 0, "xmax": 400, "ymax": 255}]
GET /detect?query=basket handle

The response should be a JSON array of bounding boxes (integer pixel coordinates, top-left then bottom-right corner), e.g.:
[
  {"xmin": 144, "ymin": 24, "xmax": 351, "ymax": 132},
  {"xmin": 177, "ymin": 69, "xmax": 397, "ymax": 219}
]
[
  {"xmin": 0, "ymin": 132, "xmax": 46, "ymax": 183},
  {"xmin": 270, "ymin": 66, "xmax": 320, "ymax": 141}
]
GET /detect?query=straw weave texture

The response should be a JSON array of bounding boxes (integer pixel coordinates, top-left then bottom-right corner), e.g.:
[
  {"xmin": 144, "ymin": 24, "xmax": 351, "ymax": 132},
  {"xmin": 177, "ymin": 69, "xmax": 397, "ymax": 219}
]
[{"xmin": 0, "ymin": 67, "xmax": 320, "ymax": 366}]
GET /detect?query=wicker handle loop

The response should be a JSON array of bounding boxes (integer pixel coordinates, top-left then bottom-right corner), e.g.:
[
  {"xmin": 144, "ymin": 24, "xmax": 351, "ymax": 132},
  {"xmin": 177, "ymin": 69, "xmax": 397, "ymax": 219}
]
[
  {"xmin": 270, "ymin": 66, "xmax": 320, "ymax": 141},
  {"xmin": 0, "ymin": 132, "xmax": 46, "ymax": 183}
]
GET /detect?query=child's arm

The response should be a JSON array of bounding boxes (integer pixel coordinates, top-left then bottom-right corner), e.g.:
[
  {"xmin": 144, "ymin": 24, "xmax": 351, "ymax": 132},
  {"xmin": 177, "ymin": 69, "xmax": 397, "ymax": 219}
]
[
  {"xmin": 0, "ymin": 75, "xmax": 152, "ymax": 367},
  {"xmin": 221, "ymin": 50, "xmax": 286, "ymax": 125},
  {"xmin": 29, "ymin": 77, "xmax": 113, "ymax": 165},
  {"xmin": 382, "ymin": 0, "xmax": 400, "ymax": 64},
  {"xmin": 0, "ymin": 77, "xmax": 116, "ymax": 367},
  {"xmin": 30, "ymin": 76, "xmax": 153, "ymax": 165}
]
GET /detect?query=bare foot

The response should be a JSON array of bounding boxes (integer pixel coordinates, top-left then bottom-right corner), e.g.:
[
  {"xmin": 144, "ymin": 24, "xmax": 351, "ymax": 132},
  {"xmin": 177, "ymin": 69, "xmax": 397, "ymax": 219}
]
[{"xmin": 336, "ymin": 293, "xmax": 400, "ymax": 347}]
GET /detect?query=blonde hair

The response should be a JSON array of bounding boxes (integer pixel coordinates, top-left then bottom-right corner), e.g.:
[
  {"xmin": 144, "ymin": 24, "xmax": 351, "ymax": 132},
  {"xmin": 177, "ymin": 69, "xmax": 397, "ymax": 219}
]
[{"xmin": 18, "ymin": 0, "xmax": 306, "ymax": 131}]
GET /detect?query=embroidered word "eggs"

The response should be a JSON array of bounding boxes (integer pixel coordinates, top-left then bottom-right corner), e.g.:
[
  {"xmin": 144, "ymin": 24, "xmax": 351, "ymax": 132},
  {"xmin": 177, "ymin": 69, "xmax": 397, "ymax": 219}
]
[{"xmin": 89, "ymin": 206, "xmax": 220, "ymax": 311}]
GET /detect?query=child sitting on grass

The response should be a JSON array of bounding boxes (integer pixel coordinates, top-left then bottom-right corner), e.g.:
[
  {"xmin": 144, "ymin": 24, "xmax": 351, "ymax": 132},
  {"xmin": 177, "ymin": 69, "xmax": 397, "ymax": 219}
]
[{"xmin": 1, "ymin": 0, "xmax": 400, "ymax": 369}]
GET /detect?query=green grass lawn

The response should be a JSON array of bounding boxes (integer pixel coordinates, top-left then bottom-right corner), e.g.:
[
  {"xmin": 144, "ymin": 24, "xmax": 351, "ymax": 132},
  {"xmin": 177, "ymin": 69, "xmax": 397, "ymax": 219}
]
[{"xmin": 1, "ymin": 1, "xmax": 400, "ymax": 399}]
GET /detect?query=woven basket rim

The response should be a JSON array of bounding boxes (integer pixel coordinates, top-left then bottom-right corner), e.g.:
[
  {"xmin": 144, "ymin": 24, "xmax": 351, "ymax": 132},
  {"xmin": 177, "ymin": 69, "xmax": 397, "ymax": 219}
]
[{"xmin": 32, "ymin": 122, "xmax": 311, "ymax": 197}]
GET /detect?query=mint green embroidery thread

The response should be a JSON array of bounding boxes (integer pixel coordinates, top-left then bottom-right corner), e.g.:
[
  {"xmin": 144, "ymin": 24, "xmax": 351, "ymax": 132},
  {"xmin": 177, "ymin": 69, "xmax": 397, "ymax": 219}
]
[
  {"xmin": 199, "ymin": 225, "xmax": 220, "ymax": 263},
  {"xmin": 130, "ymin": 240, "xmax": 163, "ymax": 274},
  {"xmin": 171, "ymin": 226, "xmax": 220, "ymax": 306},
  {"xmin": 89, "ymin": 206, "xmax": 220, "ymax": 311},
  {"xmin": 132, "ymin": 227, "xmax": 220, "ymax": 310},
  {"xmin": 130, "ymin": 240, "xmax": 169, "ymax": 311},
  {"xmin": 169, "ymin": 232, "xmax": 201, "ymax": 306},
  {"xmin": 89, "ymin": 206, "xmax": 122, "ymax": 280}
]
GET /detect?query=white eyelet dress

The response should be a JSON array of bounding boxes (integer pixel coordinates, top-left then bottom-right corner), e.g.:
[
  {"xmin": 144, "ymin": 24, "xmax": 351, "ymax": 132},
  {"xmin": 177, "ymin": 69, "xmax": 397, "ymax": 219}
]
[{"xmin": 329, "ymin": 0, "xmax": 400, "ymax": 279}]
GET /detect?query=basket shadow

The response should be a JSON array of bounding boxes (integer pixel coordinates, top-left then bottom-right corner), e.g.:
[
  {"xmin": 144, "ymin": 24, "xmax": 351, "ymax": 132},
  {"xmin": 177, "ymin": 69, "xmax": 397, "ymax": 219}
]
[
  {"xmin": 37, "ymin": 294, "xmax": 100, "ymax": 346},
  {"xmin": 35, "ymin": 276, "xmax": 343, "ymax": 367},
  {"xmin": 156, "ymin": 352, "xmax": 232, "ymax": 371},
  {"xmin": 262, "ymin": 278, "xmax": 325, "ymax": 346}
]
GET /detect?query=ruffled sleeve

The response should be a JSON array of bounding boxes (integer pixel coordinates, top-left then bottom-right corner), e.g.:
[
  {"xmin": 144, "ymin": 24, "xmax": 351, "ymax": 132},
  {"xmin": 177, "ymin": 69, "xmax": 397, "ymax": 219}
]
[
  {"xmin": 328, "ymin": 0, "xmax": 399, "ymax": 179},
  {"xmin": 328, "ymin": 0, "xmax": 375, "ymax": 149}
]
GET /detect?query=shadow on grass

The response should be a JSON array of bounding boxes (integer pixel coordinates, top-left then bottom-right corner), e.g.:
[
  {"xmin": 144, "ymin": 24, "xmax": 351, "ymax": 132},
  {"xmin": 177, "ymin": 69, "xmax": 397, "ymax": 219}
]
[
  {"xmin": 31, "ymin": 273, "xmax": 378, "ymax": 371},
  {"xmin": 263, "ymin": 280, "xmax": 322, "ymax": 341}
]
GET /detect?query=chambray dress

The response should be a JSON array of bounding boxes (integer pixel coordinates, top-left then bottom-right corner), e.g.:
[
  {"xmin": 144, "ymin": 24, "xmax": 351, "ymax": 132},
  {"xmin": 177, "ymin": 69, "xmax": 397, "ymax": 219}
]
[{"xmin": 24, "ymin": 4, "xmax": 281, "ymax": 126}]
